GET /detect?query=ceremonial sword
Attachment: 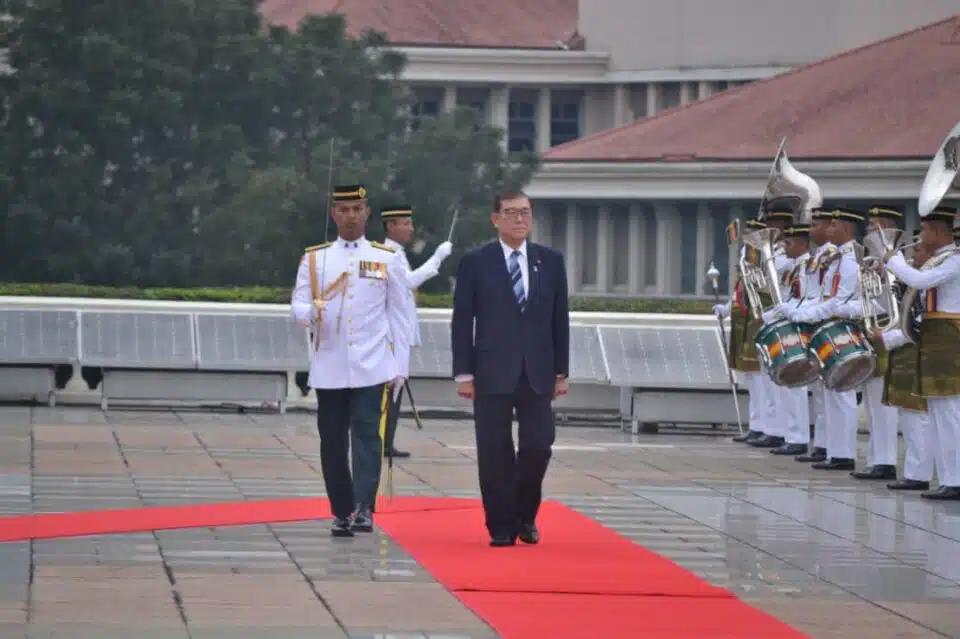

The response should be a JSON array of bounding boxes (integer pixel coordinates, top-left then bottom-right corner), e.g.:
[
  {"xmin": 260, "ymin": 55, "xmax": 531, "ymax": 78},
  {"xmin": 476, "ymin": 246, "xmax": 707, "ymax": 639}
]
[{"xmin": 707, "ymin": 262, "xmax": 745, "ymax": 435}]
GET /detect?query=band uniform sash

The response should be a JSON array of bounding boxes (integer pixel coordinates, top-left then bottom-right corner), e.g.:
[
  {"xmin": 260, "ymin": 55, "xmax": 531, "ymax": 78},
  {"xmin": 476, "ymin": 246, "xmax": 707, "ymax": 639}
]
[
  {"xmin": 916, "ymin": 318, "xmax": 960, "ymax": 397},
  {"xmin": 883, "ymin": 342, "xmax": 926, "ymax": 412}
]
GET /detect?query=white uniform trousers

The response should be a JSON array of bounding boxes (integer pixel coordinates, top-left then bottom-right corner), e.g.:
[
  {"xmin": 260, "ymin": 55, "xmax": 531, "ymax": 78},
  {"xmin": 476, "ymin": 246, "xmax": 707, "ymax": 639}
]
[
  {"xmin": 899, "ymin": 408, "xmax": 933, "ymax": 482},
  {"xmin": 823, "ymin": 389, "xmax": 858, "ymax": 460},
  {"xmin": 757, "ymin": 374, "xmax": 782, "ymax": 437},
  {"xmin": 781, "ymin": 385, "xmax": 810, "ymax": 445},
  {"xmin": 746, "ymin": 373, "xmax": 776, "ymax": 435},
  {"xmin": 928, "ymin": 396, "xmax": 960, "ymax": 487},
  {"xmin": 863, "ymin": 377, "xmax": 899, "ymax": 466},
  {"xmin": 811, "ymin": 382, "xmax": 827, "ymax": 449}
]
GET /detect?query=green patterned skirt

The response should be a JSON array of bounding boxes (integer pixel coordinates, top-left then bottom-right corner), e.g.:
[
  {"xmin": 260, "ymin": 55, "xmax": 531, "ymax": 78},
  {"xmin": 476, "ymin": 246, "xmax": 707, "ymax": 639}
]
[
  {"xmin": 916, "ymin": 317, "xmax": 960, "ymax": 397},
  {"xmin": 883, "ymin": 343, "xmax": 925, "ymax": 412}
]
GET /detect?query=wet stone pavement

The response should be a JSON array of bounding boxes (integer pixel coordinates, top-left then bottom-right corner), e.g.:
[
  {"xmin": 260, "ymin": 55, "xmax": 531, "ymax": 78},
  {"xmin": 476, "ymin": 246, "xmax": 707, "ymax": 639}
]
[{"xmin": 0, "ymin": 404, "xmax": 958, "ymax": 638}]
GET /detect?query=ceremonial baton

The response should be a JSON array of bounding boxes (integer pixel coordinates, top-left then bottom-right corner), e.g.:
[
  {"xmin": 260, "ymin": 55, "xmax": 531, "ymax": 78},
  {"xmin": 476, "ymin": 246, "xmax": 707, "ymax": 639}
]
[
  {"xmin": 707, "ymin": 262, "xmax": 745, "ymax": 435},
  {"xmin": 446, "ymin": 207, "xmax": 460, "ymax": 243}
]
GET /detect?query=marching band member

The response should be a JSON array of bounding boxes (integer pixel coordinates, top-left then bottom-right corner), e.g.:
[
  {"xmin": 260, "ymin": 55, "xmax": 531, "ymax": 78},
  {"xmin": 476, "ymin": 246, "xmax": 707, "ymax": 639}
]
[
  {"xmin": 850, "ymin": 206, "xmax": 903, "ymax": 480},
  {"xmin": 782, "ymin": 208, "xmax": 865, "ymax": 470},
  {"xmin": 715, "ymin": 218, "xmax": 775, "ymax": 445},
  {"xmin": 884, "ymin": 206, "xmax": 960, "ymax": 500},
  {"xmin": 871, "ymin": 232, "xmax": 933, "ymax": 491},
  {"xmin": 763, "ymin": 224, "xmax": 812, "ymax": 455}
]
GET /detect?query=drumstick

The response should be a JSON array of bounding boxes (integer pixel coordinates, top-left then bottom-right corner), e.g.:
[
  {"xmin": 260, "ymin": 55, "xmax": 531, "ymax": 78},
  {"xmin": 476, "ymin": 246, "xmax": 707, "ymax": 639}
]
[{"xmin": 707, "ymin": 262, "xmax": 745, "ymax": 435}]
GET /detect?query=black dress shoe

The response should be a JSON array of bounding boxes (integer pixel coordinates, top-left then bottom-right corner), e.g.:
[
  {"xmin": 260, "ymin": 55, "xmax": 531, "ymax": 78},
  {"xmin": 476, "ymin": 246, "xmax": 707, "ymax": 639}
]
[
  {"xmin": 387, "ymin": 448, "xmax": 411, "ymax": 458},
  {"xmin": 351, "ymin": 508, "xmax": 373, "ymax": 533},
  {"xmin": 331, "ymin": 517, "xmax": 354, "ymax": 538},
  {"xmin": 518, "ymin": 524, "xmax": 539, "ymax": 545},
  {"xmin": 489, "ymin": 534, "xmax": 516, "ymax": 547},
  {"xmin": 795, "ymin": 447, "xmax": 827, "ymax": 462},
  {"xmin": 921, "ymin": 486, "xmax": 960, "ymax": 500},
  {"xmin": 771, "ymin": 443, "xmax": 807, "ymax": 456},
  {"xmin": 851, "ymin": 465, "xmax": 897, "ymax": 480},
  {"xmin": 812, "ymin": 457, "xmax": 855, "ymax": 470},
  {"xmin": 732, "ymin": 429, "xmax": 762, "ymax": 443},
  {"xmin": 887, "ymin": 479, "xmax": 930, "ymax": 491},
  {"xmin": 749, "ymin": 435, "xmax": 785, "ymax": 448}
]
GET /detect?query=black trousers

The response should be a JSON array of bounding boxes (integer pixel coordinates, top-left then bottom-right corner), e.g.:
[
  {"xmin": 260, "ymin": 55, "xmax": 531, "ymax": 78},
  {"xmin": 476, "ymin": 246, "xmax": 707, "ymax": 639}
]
[
  {"xmin": 473, "ymin": 371, "xmax": 555, "ymax": 538},
  {"xmin": 316, "ymin": 384, "xmax": 387, "ymax": 519}
]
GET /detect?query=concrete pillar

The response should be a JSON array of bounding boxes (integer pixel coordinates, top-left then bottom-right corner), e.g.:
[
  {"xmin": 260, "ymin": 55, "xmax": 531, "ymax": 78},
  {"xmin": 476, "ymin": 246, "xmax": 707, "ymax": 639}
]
[
  {"xmin": 565, "ymin": 202, "xmax": 578, "ymax": 293},
  {"xmin": 442, "ymin": 85, "xmax": 457, "ymax": 112},
  {"xmin": 646, "ymin": 82, "xmax": 658, "ymax": 118},
  {"xmin": 695, "ymin": 202, "xmax": 713, "ymax": 296},
  {"xmin": 654, "ymin": 202, "xmax": 681, "ymax": 294},
  {"xmin": 680, "ymin": 82, "xmax": 695, "ymax": 106},
  {"xmin": 728, "ymin": 204, "xmax": 743, "ymax": 295},
  {"xmin": 697, "ymin": 80, "xmax": 714, "ymax": 100},
  {"xmin": 597, "ymin": 204, "xmax": 611, "ymax": 293},
  {"xmin": 489, "ymin": 86, "xmax": 510, "ymax": 151},
  {"xmin": 613, "ymin": 83, "xmax": 630, "ymax": 126},
  {"xmin": 628, "ymin": 203, "xmax": 643, "ymax": 294},
  {"xmin": 536, "ymin": 88, "xmax": 552, "ymax": 152}
]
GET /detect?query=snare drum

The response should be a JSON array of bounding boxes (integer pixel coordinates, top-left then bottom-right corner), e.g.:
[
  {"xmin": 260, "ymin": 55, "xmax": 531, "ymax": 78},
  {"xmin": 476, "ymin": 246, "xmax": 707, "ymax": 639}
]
[
  {"xmin": 754, "ymin": 320, "xmax": 820, "ymax": 387},
  {"xmin": 808, "ymin": 319, "xmax": 876, "ymax": 392}
]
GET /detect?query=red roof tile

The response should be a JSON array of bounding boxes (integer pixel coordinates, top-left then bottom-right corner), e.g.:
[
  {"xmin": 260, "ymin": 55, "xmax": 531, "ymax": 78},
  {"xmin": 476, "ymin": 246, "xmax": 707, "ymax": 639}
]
[
  {"xmin": 545, "ymin": 16, "xmax": 960, "ymax": 162},
  {"xmin": 260, "ymin": 0, "xmax": 577, "ymax": 49}
]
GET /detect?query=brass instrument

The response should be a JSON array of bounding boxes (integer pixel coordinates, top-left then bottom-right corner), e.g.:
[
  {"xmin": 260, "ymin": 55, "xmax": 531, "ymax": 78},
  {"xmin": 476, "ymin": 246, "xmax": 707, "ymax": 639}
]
[
  {"xmin": 759, "ymin": 138, "xmax": 823, "ymax": 225},
  {"xmin": 860, "ymin": 228, "xmax": 905, "ymax": 333},
  {"xmin": 739, "ymin": 228, "xmax": 784, "ymax": 320},
  {"xmin": 918, "ymin": 119, "xmax": 960, "ymax": 217}
]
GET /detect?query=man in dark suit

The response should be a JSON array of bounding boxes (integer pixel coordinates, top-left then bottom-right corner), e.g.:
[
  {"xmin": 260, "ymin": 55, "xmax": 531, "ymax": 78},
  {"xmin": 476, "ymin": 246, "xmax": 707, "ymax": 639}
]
[{"xmin": 451, "ymin": 191, "xmax": 570, "ymax": 547}]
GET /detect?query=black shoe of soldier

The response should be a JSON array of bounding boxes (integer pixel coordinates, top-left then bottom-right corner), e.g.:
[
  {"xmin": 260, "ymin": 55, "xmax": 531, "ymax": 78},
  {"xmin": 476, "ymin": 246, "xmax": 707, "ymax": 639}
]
[
  {"xmin": 795, "ymin": 447, "xmax": 827, "ymax": 462},
  {"xmin": 351, "ymin": 508, "xmax": 374, "ymax": 533},
  {"xmin": 732, "ymin": 430, "xmax": 762, "ymax": 443},
  {"xmin": 771, "ymin": 443, "xmax": 807, "ymax": 456},
  {"xmin": 812, "ymin": 457, "xmax": 855, "ymax": 470},
  {"xmin": 331, "ymin": 517, "xmax": 354, "ymax": 538},
  {"xmin": 887, "ymin": 479, "xmax": 930, "ymax": 491},
  {"xmin": 850, "ymin": 465, "xmax": 897, "ymax": 480},
  {"xmin": 387, "ymin": 448, "xmax": 411, "ymax": 458}
]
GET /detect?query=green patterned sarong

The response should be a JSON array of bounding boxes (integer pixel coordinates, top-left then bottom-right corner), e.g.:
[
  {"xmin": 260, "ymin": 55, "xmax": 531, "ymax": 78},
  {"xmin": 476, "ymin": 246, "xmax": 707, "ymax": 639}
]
[{"xmin": 916, "ymin": 318, "xmax": 960, "ymax": 397}]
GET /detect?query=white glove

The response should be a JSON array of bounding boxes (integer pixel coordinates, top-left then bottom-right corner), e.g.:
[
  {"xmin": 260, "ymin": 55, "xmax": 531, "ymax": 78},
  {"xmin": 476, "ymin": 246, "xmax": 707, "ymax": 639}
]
[
  {"xmin": 713, "ymin": 303, "xmax": 729, "ymax": 319},
  {"xmin": 392, "ymin": 376, "xmax": 406, "ymax": 402},
  {"xmin": 761, "ymin": 308, "xmax": 780, "ymax": 325},
  {"xmin": 782, "ymin": 305, "xmax": 800, "ymax": 322},
  {"xmin": 432, "ymin": 241, "xmax": 453, "ymax": 262}
]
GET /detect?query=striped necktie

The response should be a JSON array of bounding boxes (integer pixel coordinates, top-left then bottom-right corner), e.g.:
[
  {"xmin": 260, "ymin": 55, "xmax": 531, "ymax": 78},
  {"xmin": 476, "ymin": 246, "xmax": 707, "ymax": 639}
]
[{"xmin": 509, "ymin": 250, "xmax": 526, "ymax": 313}]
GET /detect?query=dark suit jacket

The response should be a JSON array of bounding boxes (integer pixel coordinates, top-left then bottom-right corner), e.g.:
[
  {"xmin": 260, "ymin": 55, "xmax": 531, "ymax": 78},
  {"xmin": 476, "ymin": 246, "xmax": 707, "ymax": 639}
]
[{"xmin": 451, "ymin": 240, "xmax": 569, "ymax": 396}]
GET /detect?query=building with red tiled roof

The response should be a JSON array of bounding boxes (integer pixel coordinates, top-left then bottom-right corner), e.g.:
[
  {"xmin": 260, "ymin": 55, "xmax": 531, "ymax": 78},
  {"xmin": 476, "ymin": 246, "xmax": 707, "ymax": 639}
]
[{"xmin": 526, "ymin": 15, "xmax": 960, "ymax": 298}]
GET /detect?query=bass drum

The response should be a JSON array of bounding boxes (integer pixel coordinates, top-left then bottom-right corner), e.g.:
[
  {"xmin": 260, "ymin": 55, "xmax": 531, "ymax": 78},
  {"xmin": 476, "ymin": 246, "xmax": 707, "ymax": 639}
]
[
  {"xmin": 754, "ymin": 320, "xmax": 820, "ymax": 387},
  {"xmin": 808, "ymin": 319, "xmax": 876, "ymax": 392}
]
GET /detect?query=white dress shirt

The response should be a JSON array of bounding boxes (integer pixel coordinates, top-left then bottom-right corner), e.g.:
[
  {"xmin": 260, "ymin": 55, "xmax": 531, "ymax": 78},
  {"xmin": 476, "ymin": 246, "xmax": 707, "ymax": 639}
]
[
  {"xmin": 888, "ymin": 245, "xmax": 960, "ymax": 313},
  {"xmin": 500, "ymin": 238, "xmax": 529, "ymax": 296}
]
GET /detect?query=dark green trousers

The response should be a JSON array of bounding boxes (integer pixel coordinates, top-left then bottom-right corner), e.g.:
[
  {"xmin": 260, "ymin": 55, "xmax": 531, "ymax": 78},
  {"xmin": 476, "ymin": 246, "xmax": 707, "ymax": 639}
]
[{"xmin": 316, "ymin": 384, "xmax": 386, "ymax": 518}]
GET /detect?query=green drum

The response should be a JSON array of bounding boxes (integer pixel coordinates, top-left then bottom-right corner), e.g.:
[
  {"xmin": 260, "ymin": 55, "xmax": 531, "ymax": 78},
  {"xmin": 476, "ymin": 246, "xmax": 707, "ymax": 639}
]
[
  {"xmin": 808, "ymin": 319, "xmax": 876, "ymax": 392},
  {"xmin": 754, "ymin": 319, "xmax": 820, "ymax": 387}
]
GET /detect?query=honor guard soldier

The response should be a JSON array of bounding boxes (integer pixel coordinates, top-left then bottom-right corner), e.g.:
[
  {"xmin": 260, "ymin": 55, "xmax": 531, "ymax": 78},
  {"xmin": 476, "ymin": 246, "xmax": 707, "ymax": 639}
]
[
  {"xmin": 850, "ymin": 205, "xmax": 904, "ymax": 480},
  {"xmin": 290, "ymin": 184, "xmax": 412, "ymax": 535},
  {"xmin": 763, "ymin": 224, "xmax": 812, "ymax": 455},
  {"xmin": 884, "ymin": 205, "xmax": 960, "ymax": 500},
  {"xmin": 784, "ymin": 207, "xmax": 866, "ymax": 470},
  {"xmin": 872, "ymin": 232, "xmax": 934, "ymax": 490},
  {"xmin": 378, "ymin": 204, "xmax": 453, "ymax": 458},
  {"xmin": 714, "ymin": 217, "xmax": 775, "ymax": 445}
]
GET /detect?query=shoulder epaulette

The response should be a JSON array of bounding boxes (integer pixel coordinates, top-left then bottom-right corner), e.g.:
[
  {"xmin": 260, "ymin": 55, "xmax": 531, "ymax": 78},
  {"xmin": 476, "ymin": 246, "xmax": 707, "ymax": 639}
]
[
  {"xmin": 370, "ymin": 241, "xmax": 396, "ymax": 253},
  {"xmin": 304, "ymin": 242, "xmax": 331, "ymax": 253}
]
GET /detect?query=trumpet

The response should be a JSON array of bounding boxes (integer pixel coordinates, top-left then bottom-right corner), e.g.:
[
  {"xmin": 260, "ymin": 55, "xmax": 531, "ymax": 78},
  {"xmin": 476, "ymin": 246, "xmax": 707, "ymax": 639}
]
[
  {"xmin": 739, "ymin": 228, "xmax": 784, "ymax": 320},
  {"xmin": 860, "ymin": 228, "xmax": 906, "ymax": 333}
]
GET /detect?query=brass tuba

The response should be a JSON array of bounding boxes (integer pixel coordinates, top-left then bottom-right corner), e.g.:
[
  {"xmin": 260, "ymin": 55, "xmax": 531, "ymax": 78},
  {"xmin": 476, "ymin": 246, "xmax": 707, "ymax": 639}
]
[
  {"xmin": 759, "ymin": 138, "xmax": 823, "ymax": 226},
  {"xmin": 739, "ymin": 228, "xmax": 784, "ymax": 320},
  {"xmin": 918, "ymin": 119, "xmax": 960, "ymax": 217},
  {"xmin": 860, "ymin": 228, "xmax": 904, "ymax": 333}
]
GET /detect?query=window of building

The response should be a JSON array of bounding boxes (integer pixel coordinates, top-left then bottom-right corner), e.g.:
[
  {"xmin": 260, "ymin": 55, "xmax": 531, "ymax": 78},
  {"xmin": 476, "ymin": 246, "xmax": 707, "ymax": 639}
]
[
  {"xmin": 456, "ymin": 87, "xmax": 489, "ymax": 127},
  {"xmin": 644, "ymin": 208, "xmax": 657, "ymax": 288},
  {"xmin": 508, "ymin": 90, "xmax": 537, "ymax": 153},
  {"xmin": 550, "ymin": 90, "xmax": 582, "ymax": 147},
  {"xmin": 629, "ymin": 85, "xmax": 648, "ymax": 120},
  {"xmin": 579, "ymin": 205, "xmax": 598, "ymax": 287},
  {"xmin": 712, "ymin": 211, "xmax": 732, "ymax": 293},
  {"xmin": 611, "ymin": 204, "xmax": 630, "ymax": 288},
  {"xmin": 549, "ymin": 203, "xmax": 567, "ymax": 253},
  {"xmin": 658, "ymin": 82, "xmax": 682, "ymax": 111},
  {"xmin": 410, "ymin": 87, "xmax": 442, "ymax": 130}
]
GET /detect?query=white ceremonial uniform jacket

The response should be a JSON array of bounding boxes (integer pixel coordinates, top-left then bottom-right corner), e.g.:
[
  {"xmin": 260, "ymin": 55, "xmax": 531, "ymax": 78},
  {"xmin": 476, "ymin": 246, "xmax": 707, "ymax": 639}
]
[
  {"xmin": 793, "ymin": 240, "xmax": 861, "ymax": 323},
  {"xmin": 291, "ymin": 237, "xmax": 411, "ymax": 390},
  {"xmin": 888, "ymin": 245, "xmax": 960, "ymax": 314},
  {"xmin": 383, "ymin": 237, "xmax": 442, "ymax": 347}
]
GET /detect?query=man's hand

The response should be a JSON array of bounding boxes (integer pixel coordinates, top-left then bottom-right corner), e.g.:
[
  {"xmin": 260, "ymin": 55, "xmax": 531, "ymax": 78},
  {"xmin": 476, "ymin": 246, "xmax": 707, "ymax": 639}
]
[
  {"xmin": 553, "ymin": 377, "xmax": 569, "ymax": 399},
  {"xmin": 433, "ymin": 241, "xmax": 453, "ymax": 262},
  {"xmin": 456, "ymin": 379, "xmax": 475, "ymax": 400},
  {"xmin": 391, "ymin": 376, "xmax": 406, "ymax": 401}
]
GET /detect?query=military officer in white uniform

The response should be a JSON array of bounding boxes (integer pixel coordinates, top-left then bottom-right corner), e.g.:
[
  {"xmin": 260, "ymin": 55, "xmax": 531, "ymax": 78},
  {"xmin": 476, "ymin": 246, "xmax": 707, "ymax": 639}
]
[
  {"xmin": 783, "ymin": 207, "xmax": 865, "ymax": 471},
  {"xmin": 377, "ymin": 204, "xmax": 453, "ymax": 458},
  {"xmin": 291, "ymin": 184, "xmax": 411, "ymax": 536}
]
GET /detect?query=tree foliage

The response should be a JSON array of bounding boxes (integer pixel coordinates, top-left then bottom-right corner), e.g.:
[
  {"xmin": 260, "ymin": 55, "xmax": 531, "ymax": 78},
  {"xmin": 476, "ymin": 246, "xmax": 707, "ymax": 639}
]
[{"xmin": 0, "ymin": 0, "xmax": 538, "ymax": 288}]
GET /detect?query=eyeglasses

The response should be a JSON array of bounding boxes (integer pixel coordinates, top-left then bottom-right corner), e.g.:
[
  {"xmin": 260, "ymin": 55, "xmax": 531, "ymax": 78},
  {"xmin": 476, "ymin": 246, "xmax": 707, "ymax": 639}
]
[{"xmin": 499, "ymin": 208, "xmax": 533, "ymax": 220}]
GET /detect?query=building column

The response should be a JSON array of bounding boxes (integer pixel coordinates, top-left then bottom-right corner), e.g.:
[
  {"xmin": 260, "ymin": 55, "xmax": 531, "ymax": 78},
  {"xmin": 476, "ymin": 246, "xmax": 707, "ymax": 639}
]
[
  {"xmin": 489, "ymin": 86, "xmax": 510, "ymax": 151},
  {"xmin": 654, "ymin": 202, "xmax": 681, "ymax": 294},
  {"xmin": 697, "ymin": 80, "xmax": 715, "ymax": 100},
  {"xmin": 728, "ymin": 204, "xmax": 743, "ymax": 295},
  {"xmin": 536, "ymin": 88, "xmax": 552, "ymax": 152},
  {"xmin": 565, "ymin": 202, "xmax": 578, "ymax": 294},
  {"xmin": 442, "ymin": 85, "xmax": 457, "ymax": 112},
  {"xmin": 597, "ymin": 204, "xmax": 611, "ymax": 293},
  {"xmin": 613, "ymin": 84, "xmax": 630, "ymax": 127},
  {"xmin": 627, "ymin": 203, "xmax": 643, "ymax": 294},
  {"xmin": 680, "ymin": 82, "xmax": 695, "ymax": 106},
  {"xmin": 646, "ymin": 82, "xmax": 658, "ymax": 118},
  {"xmin": 695, "ymin": 202, "xmax": 713, "ymax": 296}
]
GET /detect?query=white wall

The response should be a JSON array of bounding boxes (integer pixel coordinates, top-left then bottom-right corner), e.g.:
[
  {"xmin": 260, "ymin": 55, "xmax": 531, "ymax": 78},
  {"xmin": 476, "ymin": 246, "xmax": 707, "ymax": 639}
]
[{"xmin": 580, "ymin": 0, "xmax": 960, "ymax": 71}]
